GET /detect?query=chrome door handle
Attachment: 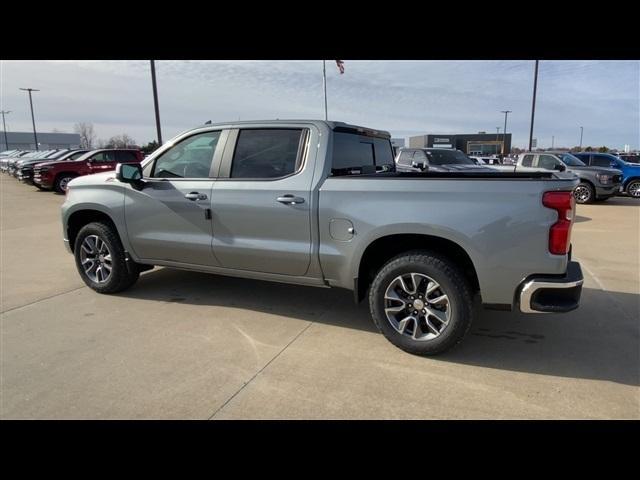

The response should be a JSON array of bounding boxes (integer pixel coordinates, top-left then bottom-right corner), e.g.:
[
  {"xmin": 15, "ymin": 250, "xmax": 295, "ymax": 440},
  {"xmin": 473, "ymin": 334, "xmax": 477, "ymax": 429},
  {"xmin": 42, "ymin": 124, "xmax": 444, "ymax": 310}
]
[
  {"xmin": 277, "ymin": 195, "xmax": 305, "ymax": 205},
  {"xmin": 185, "ymin": 192, "xmax": 207, "ymax": 201}
]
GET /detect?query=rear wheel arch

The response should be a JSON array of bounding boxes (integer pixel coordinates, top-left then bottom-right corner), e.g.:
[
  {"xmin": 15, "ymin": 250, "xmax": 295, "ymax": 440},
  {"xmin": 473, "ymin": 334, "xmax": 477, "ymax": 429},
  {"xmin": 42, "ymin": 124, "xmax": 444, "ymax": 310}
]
[{"xmin": 355, "ymin": 233, "xmax": 480, "ymax": 303}]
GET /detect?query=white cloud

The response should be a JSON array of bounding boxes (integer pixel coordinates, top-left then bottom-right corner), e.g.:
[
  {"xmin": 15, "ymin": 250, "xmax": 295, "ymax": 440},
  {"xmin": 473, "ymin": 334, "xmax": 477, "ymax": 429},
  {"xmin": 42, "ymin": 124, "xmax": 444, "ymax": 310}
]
[{"xmin": 1, "ymin": 60, "xmax": 638, "ymax": 149}]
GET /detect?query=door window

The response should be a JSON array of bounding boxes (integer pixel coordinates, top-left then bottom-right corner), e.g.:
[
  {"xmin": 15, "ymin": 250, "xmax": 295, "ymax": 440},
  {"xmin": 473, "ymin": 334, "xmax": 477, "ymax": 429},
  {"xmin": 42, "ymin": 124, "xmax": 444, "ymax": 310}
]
[
  {"xmin": 68, "ymin": 151, "xmax": 86, "ymax": 160},
  {"xmin": 152, "ymin": 131, "xmax": 220, "ymax": 178},
  {"xmin": 538, "ymin": 154, "xmax": 559, "ymax": 170},
  {"xmin": 231, "ymin": 129, "xmax": 305, "ymax": 179},
  {"xmin": 90, "ymin": 151, "xmax": 117, "ymax": 163},
  {"xmin": 521, "ymin": 154, "xmax": 534, "ymax": 166},
  {"xmin": 591, "ymin": 156, "xmax": 612, "ymax": 167},
  {"xmin": 397, "ymin": 150, "xmax": 414, "ymax": 166},
  {"xmin": 115, "ymin": 150, "xmax": 138, "ymax": 163}
]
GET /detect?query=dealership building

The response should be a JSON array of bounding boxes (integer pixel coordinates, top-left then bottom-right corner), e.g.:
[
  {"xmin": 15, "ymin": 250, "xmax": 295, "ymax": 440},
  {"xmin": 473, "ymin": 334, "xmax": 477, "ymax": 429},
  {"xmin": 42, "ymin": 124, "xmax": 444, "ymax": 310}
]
[
  {"xmin": 0, "ymin": 131, "xmax": 81, "ymax": 151},
  {"xmin": 409, "ymin": 132, "xmax": 512, "ymax": 155}
]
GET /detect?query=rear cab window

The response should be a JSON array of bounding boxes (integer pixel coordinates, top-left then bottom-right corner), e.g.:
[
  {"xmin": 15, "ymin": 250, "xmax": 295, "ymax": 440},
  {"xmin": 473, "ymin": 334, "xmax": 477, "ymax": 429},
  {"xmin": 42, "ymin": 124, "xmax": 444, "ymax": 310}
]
[{"xmin": 331, "ymin": 131, "xmax": 394, "ymax": 175}]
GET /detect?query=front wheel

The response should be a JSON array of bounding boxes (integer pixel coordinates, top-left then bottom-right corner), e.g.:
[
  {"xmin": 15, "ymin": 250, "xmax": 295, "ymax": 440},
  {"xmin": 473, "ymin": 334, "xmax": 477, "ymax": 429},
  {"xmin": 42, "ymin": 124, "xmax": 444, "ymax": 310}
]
[
  {"xmin": 626, "ymin": 180, "xmax": 640, "ymax": 198},
  {"xmin": 573, "ymin": 182, "xmax": 594, "ymax": 204},
  {"xmin": 369, "ymin": 251, "xmax": 474, "ymax": 355},
  {"xmin": 74, "ymin": 222, "xmax": 140, "ymax": 294},
  {"xmin": 54, "ymin": 174, "xmax": 76, "ymax": 194}
]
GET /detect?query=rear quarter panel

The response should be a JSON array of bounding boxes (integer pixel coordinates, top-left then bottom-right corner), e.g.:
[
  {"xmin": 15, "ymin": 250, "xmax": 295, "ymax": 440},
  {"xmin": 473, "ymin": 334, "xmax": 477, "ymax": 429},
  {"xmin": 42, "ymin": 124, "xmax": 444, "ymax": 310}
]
[{"xmin": 319, "ymin": 176, "xmax": 576, "ymax": 305}]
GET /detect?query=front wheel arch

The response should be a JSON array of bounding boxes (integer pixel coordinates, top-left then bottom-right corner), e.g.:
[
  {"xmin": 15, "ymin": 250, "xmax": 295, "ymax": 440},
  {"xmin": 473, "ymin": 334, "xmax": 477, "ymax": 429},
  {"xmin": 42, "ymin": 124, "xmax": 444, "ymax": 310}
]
[{"xmin": 67, "ymin": 209, "xmax": 120, "ymax": 254}]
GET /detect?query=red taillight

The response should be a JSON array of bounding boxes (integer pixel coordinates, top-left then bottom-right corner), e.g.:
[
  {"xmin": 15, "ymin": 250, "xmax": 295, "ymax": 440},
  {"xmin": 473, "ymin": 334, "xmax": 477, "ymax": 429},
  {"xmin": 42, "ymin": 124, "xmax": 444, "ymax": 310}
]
[{"xmin": 543, "ymin": 191, "xmax": 575, "ymax": 255}]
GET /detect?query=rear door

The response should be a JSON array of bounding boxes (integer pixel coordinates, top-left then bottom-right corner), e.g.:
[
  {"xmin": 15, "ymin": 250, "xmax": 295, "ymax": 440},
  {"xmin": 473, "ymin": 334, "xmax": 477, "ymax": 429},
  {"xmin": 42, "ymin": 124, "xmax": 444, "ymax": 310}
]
[
  {"xmin": 210, "ymin": 127, "xmax": 314, "ymax": 276},
  {"xmin": 124, "ymin": 130, "xmax": 225, "ymax": 266}
]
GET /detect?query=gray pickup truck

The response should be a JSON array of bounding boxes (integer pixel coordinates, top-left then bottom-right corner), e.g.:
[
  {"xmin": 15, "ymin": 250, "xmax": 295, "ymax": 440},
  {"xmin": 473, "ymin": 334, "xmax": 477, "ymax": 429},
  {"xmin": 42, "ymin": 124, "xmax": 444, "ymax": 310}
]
[
  {"xmin": 61, "ymin": 120, "xmax": 584, "ymax": 355},
  {"xmin": 491, "ymin": 151, "xmax": 623, "ymax": 204}
]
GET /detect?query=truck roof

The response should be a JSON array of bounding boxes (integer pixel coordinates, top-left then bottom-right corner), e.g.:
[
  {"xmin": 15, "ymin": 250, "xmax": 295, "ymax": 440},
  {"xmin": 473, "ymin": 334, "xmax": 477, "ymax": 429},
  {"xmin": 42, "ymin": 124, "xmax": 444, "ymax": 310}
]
[{"xmin": 187, "ymin": 119, "xmax": 391, "ymax": 139}]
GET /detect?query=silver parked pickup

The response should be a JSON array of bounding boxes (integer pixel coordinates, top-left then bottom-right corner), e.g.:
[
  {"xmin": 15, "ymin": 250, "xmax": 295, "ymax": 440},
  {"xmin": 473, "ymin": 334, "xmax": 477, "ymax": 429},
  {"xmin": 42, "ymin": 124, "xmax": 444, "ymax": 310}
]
[{"xmin": 61, "ymin": 120, "xmax": 584, "ymax": 355}]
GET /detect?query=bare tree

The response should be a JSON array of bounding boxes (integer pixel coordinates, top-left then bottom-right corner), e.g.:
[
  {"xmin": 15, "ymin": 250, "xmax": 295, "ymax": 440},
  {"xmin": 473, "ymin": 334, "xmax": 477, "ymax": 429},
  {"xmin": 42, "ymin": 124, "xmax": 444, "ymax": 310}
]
[
  {"xmin": 105, "ymin": 134, "xmax": 137, "ymax": 149},
  {"xmin": 74, "ymin": 122, "xmax": 97, "ymax": 149}
]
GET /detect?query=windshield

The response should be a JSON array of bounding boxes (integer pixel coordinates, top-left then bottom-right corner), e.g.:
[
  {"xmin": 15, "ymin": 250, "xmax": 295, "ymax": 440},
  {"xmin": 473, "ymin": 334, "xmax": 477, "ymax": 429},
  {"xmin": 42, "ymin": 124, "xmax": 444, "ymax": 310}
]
[
  {"xmin": 426, "ymin": 149, "xmax": 475, "ymax": 165},
  {"xmin": 557, "ymin": 153, "xmax": 586, "ymax": 166}
]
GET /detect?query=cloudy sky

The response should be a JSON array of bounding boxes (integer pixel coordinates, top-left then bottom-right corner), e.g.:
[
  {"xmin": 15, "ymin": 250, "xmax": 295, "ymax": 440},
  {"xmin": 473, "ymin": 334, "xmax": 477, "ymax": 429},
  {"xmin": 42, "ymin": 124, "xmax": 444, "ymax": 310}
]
[{"xmin": 1, "ymin": 60, "xmax": 638, "ymax": 149}]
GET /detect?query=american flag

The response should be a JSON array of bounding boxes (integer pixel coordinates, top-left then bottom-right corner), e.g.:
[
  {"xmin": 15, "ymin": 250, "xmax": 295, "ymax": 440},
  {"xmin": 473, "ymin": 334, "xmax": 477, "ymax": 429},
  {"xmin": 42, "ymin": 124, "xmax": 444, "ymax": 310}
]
[{"xmin": 335, "ymin": 60, "xmax": 345, "ymax": 74}]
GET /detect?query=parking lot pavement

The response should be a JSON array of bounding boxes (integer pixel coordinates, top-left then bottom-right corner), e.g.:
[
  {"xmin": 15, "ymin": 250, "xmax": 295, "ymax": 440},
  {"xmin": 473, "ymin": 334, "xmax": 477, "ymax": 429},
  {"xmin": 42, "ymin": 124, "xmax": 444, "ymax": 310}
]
[{"xmin": 1, "ymin": 175, "xmax": 639, "ymax": 419}]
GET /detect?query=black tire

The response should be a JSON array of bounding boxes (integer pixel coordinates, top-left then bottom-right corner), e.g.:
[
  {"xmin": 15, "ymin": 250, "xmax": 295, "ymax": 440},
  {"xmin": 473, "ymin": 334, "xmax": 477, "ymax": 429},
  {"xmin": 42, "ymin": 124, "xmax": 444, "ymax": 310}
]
[
  {"xmin": 369, "ymin": 250, "xmax": 474, "ymax": 356},
  {"xmin": 573, "ymin": 181, "xmax": 594, "ymax": 204},
  {"xmin": 34, "ymin": 184, "xmax": 50, "ymax": 191},
  {"xmin": 626, "ymin": 180, "xmax": 640, "ymax": 198},
  {"xmin": 594, "ymin": 196, "xmax": 610, "ymax": 202},
  {"xmin": 73, "ymin": 222, "xmax": 139, "ymax": 294},
  {"xmin": 54, "ymin": 173, "xmax": 76, "ymax": 194}
]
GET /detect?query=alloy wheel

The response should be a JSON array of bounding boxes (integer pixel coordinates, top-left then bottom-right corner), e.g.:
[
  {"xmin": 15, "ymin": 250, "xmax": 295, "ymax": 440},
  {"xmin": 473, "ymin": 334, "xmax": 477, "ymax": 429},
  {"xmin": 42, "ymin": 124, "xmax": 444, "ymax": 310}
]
[
  {"xmin": 80, "ymin": 235, "xmax": 113, "ymax": 284},
  {"xmin": 573, "ymin": 185, "xmax": 591, "ymax": 203},
  {"xmin": 384, "ymin": 273, "xmax": 451, "ymax": 341},
  {"xmin": 628, "ymin": 182, "xmax": 640, "ymax": 198},
  {"xmin": 59, "ymin": 176, "xmax": 72, "ymax": 192}
]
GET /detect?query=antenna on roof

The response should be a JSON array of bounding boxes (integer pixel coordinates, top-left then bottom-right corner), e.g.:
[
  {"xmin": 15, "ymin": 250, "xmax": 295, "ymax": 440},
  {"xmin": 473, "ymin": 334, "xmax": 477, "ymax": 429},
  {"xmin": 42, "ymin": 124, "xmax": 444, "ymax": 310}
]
[{"xmin": 204, "ymin": 120, "xmax": 212, "ymax": 125}]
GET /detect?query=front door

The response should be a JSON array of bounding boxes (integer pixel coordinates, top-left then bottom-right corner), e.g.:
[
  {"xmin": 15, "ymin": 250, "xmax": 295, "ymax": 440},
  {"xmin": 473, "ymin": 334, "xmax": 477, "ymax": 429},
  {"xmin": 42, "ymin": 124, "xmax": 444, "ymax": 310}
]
[
  {"xmin": 211, "ymin": 127, "xmax": 314, "ymax": 276},
  {"xmin": 87, "ymin": 150, "xmax": 118, "ymax": 173},
  {"xmin": 124, "ymin": 130, "xmax": 223, "ymax": 266}
]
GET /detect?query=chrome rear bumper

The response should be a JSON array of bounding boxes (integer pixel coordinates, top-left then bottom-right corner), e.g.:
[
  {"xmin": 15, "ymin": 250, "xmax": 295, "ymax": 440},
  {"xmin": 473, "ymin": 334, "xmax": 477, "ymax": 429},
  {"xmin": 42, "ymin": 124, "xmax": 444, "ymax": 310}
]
[{"xmin": 519, "ymin": 261, "xmax": 584, "ymax": 314}]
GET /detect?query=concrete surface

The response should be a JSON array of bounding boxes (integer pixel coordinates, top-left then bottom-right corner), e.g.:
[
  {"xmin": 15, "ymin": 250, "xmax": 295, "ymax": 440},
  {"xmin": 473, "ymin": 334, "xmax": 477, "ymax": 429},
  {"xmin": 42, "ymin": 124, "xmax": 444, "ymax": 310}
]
[{"xmin": 1, "ymin": 174, "xmax": 638, "ymax": 419}]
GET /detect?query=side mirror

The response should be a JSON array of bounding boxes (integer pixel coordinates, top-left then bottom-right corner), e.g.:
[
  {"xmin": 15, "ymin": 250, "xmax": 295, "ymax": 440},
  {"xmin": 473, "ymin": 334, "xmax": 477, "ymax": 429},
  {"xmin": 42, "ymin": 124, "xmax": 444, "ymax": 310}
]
[
  {"xmin": 554, "ymin": 163, "xmax": 567, "ymax": 172},
  {"xmin": 116, "ymin": 163, "xmax": 144, "ymax": 187}
]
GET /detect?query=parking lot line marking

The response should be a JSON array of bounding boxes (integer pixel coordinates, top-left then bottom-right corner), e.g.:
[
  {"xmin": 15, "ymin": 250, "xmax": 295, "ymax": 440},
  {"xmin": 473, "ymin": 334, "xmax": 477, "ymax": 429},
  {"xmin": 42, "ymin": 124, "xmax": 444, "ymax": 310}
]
[
  {"xmin": 578, "ymin": 258, "xmax": 636, "ymax": 324},
  {"xmin": 1, "ymin": 285, "xmax": 87, "ymax": 315},
  {"xmin": 208, "ymin": 321, "xmax": 314, "ymax": 420}
]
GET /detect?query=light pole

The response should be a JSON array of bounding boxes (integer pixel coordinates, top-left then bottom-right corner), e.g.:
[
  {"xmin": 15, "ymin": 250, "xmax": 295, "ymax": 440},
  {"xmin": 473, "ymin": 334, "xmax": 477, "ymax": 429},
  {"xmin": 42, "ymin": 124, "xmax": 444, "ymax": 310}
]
[
  {"xmin": 496, "ymin": 127, "xmax": 501, "ymax": 155},
  {"xmin": 19, "ymin": 88, "xmax": 40, "ymax": 150},
  {"xmin": 552, "ymin": 135, "xmax": 555, "ymax": 149},
  {"xmin": 501, "ymin": 110, "xmax": 511, "ymax": 155},
  {"xmin": 0, "ymin": 110, "xmax": 10, "ymax": 150},
  {"xmin": 150, "ymin": 61, "xmax": 163, "ymax": 145},
  {"xmin": 528, "ymin": 60, "xmax": 539, "ymax": 151},
  {"xmin": 579, "ymin": 126, "xmax": 583, "ymax": 149}
]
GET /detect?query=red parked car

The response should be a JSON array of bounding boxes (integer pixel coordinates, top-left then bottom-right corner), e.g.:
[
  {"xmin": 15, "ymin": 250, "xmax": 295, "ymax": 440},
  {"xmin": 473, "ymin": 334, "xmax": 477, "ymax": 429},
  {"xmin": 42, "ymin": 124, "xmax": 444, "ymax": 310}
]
[{"xmin": 33, "ymin": 149, "xmax": 143, "ymax": 193}]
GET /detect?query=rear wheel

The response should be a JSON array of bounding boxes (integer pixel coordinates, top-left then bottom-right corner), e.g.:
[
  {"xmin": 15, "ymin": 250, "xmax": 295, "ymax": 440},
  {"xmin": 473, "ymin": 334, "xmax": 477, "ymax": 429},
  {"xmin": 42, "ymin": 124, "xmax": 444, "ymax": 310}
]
[
  {"xmin": 573, "ymin": 182, "xmax": 594, "ymax": 204},
  {"xmin": 369, "ymin": 250, "xmax": 474, "ymax": 355},
  {"xmin": 626, "ymin": 180, "xmax": 640, "ymax": 198},
  {"xmin": 54, "ymin": 174, "xmax": 76, "ymax": 193},
  {"xmin": 74, "ymin": 222, "xmax": 139, "ymax": 294}
]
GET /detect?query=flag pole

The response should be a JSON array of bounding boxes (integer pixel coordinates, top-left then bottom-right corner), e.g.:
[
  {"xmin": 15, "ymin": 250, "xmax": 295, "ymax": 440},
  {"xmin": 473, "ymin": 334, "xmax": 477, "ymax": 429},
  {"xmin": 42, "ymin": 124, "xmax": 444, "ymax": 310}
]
[{"xmin": 322, "ymin": 60, "xmax": 328, "ymax": 121}]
